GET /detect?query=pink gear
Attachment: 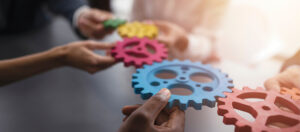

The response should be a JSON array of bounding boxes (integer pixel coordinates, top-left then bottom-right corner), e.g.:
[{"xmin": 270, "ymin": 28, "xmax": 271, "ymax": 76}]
[
  {"xmin": 111, "ymin": 37, "xmax": 168, "ymax": 68},
  {"xmin": 217, "ymin": 87, "xmax": 300, "ymax": 132}
]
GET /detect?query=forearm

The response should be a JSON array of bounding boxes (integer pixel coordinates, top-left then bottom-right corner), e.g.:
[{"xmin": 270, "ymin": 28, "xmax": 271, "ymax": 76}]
[{"xmin": 0, "ymin": 47, "xmax": 66, "ymax": 86}]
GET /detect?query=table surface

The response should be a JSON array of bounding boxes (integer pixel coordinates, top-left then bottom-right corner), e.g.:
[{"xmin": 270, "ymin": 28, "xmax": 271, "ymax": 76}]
[{"xmin": 0, "ymin": 17, "xmax": 282, "ymax": 132}]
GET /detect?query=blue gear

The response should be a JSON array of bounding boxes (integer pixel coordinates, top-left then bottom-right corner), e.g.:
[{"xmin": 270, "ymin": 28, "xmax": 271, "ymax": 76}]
[{"xmin": 132, "ymin": 60, "xmax": 234, "ymax": 110}]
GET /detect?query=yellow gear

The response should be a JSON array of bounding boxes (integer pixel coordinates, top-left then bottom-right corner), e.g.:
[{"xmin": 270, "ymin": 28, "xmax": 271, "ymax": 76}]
[{"xmin": 117, "ymin": 22, "xmax": 158, "ymax": 39}]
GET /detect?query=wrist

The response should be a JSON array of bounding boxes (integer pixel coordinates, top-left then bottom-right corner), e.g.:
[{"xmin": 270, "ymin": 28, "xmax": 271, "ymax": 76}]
[{"xmin": 48, "ymin": 46, "xmax": 69, "ymax": 67}]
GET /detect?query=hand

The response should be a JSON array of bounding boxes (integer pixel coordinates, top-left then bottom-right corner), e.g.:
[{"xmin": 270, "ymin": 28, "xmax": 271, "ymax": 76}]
[
  {"xmin": 55, "ymin": 41, "xmax": 116, "ymax": 74},
  {"xmin": 264, "ymin": 66, "xmax": 300, "ymax": 92},
  {"xmin": 119, "ymin": 88, "xmax": 185, "ymax": 132},
  {"xmin": 281, "ymin": 50, "xmax": 300, "ymax": 71},
  {"xmin": 153, "ymin": 20, "xmax": 189, "ymax": 53},
  {"xmin": 77, "ymin": 8, "xmax": 113, "ymax": 39}
]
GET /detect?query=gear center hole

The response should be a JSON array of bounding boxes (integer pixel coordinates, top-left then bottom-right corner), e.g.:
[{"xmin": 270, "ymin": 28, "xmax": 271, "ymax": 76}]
[
  {"xmin": 124, "ymin": 42, "xmax": 148, "ymax": 58},
  {"xmin": 168, "ymin": 84, "xmax": 193, "ymax": 96}
]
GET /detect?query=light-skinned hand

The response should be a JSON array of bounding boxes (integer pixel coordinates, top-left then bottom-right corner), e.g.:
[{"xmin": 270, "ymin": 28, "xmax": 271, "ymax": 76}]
[
  {"xmin": 54, "ymin": 40, "xmax": 116, "ymax": 74},
  {"xmin": 264, "ymin": 66, "xmax": 300, "ymax": 92},
  {"xmin": 77, "ymin": 8, "xmax": 113, "ymax": 39}
]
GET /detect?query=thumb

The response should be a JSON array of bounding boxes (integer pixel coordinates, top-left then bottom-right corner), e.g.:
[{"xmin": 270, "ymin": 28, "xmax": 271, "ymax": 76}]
[{"xmin": 137, "ymin": 88, "xmax": 171, "ymax": 122}]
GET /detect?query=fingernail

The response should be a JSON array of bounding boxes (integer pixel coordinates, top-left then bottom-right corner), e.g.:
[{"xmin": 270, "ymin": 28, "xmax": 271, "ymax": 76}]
[{"xmin": 157, "ymin": 88, "xmax": 171, "ymax": 100}]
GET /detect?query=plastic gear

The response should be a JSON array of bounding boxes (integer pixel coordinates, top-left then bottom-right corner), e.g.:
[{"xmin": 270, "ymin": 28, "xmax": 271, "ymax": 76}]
[
  {"xmin": 280, "ymin": 87, "xmax": 300, "ymax": 101},
  {"xmin": 132, "ymin": 60, "xmax": 234, "ymax": 110},
  {"xmin": 117, "ymin": 21, "xmax": 158, "ymax": 39},
  {"xmin": 111, "ymin": 37, "xmax": 168, "ymax": 68},
  {"xmin": 217, "ymin": 87, "xmax": 300, "ymax": 132},
  {"xmin": 103, "ymin": 18, "xmax": 126, "ymax": 29}
]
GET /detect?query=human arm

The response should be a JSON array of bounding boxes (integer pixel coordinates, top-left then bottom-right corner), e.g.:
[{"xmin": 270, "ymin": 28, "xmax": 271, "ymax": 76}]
[
  {"xmin": 0, "ymin": 41, "xmax": 115, "ymax": 86},
  {"xmin": 46, "ymin": 0, "xmax": 113, "ymax": 39}
]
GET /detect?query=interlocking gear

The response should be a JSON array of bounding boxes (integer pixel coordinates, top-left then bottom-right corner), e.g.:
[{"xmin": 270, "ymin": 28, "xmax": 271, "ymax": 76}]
[
  {"xmin": 218, "ymin": 87, "xmax": 300, "ymax": 132},
  {"xmin": 111, "ymin": 37, "xmax": 168, "ymax": 68},
  {"xmin": 132, "ymin": 60, "xmax": 234, "ymax": 110},
  {"xmin": 117, "ymin": 21, "xmax": 158, "ymax": 39},
  {"xmin": 103, "ymin": 18, "xmax": 126, "ymax": 29},
  {"xmin": 280, "ymin": 87, "xmax": 300, "ymax": 101}
]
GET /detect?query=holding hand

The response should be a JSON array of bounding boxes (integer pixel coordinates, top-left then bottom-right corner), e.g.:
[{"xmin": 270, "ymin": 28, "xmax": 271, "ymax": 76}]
[
  {"xmin": 264, "ymin": 50, "xmax": 300, "ymax": 92},
  {"xmin": 264, "ymin": 66, "xmax": 300, "ymax": 92},
  {"xmin": 119, "ymin": 88, "xmax": 185, "ymax": 132},
  {"xmin": 153, "ymin": 20, "xmax": 189, "ymax": 53},
  {"xmin": 54, "ymin": 41, "xmax": 116, "ymax": 74},
  {"xmin": 281, "ymin": 50, "xmax": 300, "ymax": 71},
  {"xmin": 77, "ymin": 8, "xmax": 113, "ymax": 39}
]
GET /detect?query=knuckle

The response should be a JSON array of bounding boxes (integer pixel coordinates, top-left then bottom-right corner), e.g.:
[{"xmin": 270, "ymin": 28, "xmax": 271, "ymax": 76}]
[{"xmin": 132, "ymin": 111, "xmax": 151, "ymax": 122}]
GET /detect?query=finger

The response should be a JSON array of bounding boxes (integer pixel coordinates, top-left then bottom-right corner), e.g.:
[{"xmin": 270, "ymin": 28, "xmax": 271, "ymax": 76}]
[
  {"xmin": 122, "ymin": 105, "xmax": 142, "ymax": 115},
  {"xmin": 264, "ymin": 78, "xmax": 281, "ymax": 92},
  {"xmin": 80, "ymin": 17, "xmax": 103, "ymax": 31},
  {"xmin": 167, "ymin": 108, "xmax": 185, "ymax": 130},
  {"xmin": 85, "ymin": 41, "xmax": 115, "ymax": 50},
  {"xmin": 97, "ymin": 56, "xmax": 116, "ymax": 65},
  {"xmin": 136, "ymin": 88, "xmax": 171, "ymax": 122},
  {"xmin": 79, "ymin": 20, "xmax": 104, "ymax": 38},
  {"xmin": 88, "ymin": 10, "xmax": 112, "ymax": 23},
  {"xmin": 122, "ymin": 116, "xmax": 129, "ymax": 122}
]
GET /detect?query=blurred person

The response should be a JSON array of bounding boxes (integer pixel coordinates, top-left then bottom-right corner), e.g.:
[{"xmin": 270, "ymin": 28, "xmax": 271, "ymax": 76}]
[
  {"xmin": 119, "ymin": 88, "xmax": 185, "ymax": 132},
  {"xmin": 0, "ymin": 41, "xmax": 116, "ymax": 86},
  {"xmin": 131, "ymin": 0, "xmax": 229, "ymax": 63},
  {"xmin": 0, "ymin": 0, "xmax": 112, "ymax": 39},
  {"xmin": 264, "ymin": 50, "xmax": 300, "ymax": 92}
]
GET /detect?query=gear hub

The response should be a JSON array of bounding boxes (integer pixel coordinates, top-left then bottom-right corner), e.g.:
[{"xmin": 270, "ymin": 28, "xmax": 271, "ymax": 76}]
[
  {"xmin": 132, "ymin": 60, "xmax": 234, "ymax": 110},
  {"xmin": 111, "ymin": 37, "xmax": 168, "ymax": 68},
  {"xmin": 218, "ymin": 87, "xmax": 300, "ymax": 132}
]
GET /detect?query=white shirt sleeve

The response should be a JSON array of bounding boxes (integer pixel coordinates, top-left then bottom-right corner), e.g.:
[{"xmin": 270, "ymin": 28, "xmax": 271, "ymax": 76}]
[{"xmin": 72, "ymin": 5, "xmax": 90, "ymax": 28}]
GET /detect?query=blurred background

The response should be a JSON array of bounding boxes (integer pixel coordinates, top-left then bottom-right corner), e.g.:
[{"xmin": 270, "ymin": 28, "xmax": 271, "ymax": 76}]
[{"xmin": 0, "ymin": 0, "xmax": 299, "ymax": 131}]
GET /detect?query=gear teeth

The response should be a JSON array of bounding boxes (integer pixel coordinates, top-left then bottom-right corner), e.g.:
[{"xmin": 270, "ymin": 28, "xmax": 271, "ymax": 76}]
[
  {"xmin": 223, "ymin": 113, "xmax": 238, "ymax": 125},
  {"xmin": 183, "ymin": 60, "xmax": 191, "ymax": 63},
  {"xmin": 256, "ymin": 87, "xmax": 265, "ymax": 91},
  {"xmin": 216, "ymin": 92, "xmax": 226, "ymax": 98},
  {"xmin": 172, "ymin": 59, "xmax": 180, "ymax": 63},
  {"xmin": 194, "ymin": 62, "xmax": 202, "ymax": 65},
  {"xmin": 188, "ymin": 100, "xmax": 202, "ymax": 110},
  {"xmin": 227, "ymin": 83, "xmax": 234, "ymax": 88},
  {"xmin": 143, "ymin": 65, "xmax": 151, "ymax": 69},
  {"xmin": 140, "ymin": 92, "xmax": 152, "ymax": 100},
  {"xmin": 132, "ymin": 73, "xmax": 139, "ymax": 78},
  {"xmin": 205, "ymin": 64, "xmax": 213, "ymax": 68},
  {"xmin": 134, "ymin": 87, "xmax": 143, "ymax": 94},
  {"xmin": 136, "ymin": 69, "xmax": 143, "ymax": 73},
  {"xmin": 203, "ymin": 99, "xmax": 216, "ymax": 108}
]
